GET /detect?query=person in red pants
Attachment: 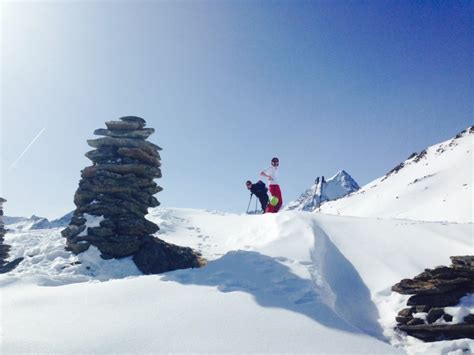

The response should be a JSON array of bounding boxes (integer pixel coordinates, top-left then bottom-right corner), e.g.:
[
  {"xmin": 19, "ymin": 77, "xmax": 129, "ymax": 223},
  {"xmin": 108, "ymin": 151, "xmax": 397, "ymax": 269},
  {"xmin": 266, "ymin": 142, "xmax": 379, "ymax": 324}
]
[{"xmin": 260, "ymin": 157, "xmax": 283, "ymax": 213}]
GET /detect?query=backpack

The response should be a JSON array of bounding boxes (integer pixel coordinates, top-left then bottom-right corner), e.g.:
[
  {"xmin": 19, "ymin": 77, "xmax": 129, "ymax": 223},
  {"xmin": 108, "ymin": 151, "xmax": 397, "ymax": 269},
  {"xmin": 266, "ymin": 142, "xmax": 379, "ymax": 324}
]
[{"xmin": 253, "ymin": 180, "xmax": 268, "ymax": 194}]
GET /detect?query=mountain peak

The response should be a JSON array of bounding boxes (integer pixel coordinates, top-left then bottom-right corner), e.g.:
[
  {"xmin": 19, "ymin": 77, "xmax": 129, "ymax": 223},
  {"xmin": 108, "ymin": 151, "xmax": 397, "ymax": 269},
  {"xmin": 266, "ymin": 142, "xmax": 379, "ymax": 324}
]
[{"xmin": 285, "ymin": 170, "xmax": 360, "ymax": 211}]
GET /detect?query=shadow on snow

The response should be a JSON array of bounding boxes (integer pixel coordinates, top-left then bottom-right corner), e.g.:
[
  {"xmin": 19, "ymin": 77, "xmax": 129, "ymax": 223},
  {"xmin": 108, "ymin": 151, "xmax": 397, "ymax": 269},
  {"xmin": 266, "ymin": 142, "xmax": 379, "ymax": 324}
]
[{"xmin": 163, "ymin": 249, "xmax": 375, "ymax": 336}]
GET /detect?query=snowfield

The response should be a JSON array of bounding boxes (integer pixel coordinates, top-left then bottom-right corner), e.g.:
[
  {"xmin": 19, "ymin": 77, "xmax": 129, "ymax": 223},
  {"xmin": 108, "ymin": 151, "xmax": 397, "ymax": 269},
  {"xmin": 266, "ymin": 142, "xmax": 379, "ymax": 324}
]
[
  {"xmin": 1, "ymin": 207, "xmax": 473, "ymax": 354},
  {"xmin": 320, "ymin": 127, "xmax": 473, "ymax": 223}
]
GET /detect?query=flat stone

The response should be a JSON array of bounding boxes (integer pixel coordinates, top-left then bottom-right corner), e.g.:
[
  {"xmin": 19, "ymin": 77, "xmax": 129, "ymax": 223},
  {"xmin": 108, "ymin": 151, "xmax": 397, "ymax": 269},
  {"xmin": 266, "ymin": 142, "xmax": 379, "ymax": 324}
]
[
  {"xmin": 94, "ymin": 128, "xmax": 154, "ymax": 140},
  {"xmin": 415, "ymin": 305, "xmax": 431, "ymax": 313},
  {"xmin": 407, "ymin": 318, "xmax": 425, "ymax": 326},
  {"xmin": 105, "ymin": 121, "xmax": 142, "ymax": 131},
  {"xmin": 73, "ymin": 190, "xmax": 97, "ymax": 207},
  {"xmin": 407, "ymin": 291, "xmax": 467, "ymax": 307},
  {"xmin": 392, "ymin": 276, "xmax": 471, "ymax": 295},
  {"xmin": 66, "ymin": 241, "xmax": 91, "ymax": 254},
  {"xmin": 398, "ymin": 308, "xmax": 415, "ymax": 317},
  {"xmin": 0, "ymin": 257, "xmax": 24, "ymax": 274},
  {"xmin": 426, "ymin": 308, "xmax": 445, "ymax": 324},
  {"xmin": 119, "ymin": 116, "xmax": 146, "ymax": 125},
  {"xmin": 95, "ymin": 238, "xmax": 145, "ymax": 258},
  {"xmin": 85, "ymin": 147, "xmax": 118, "ymax": 163},
  {"xmin": 451, "ymin": 256, "xmax": 474, "ymax": 269},
  {"xmin": 87, "ymin": 136, "xmax": 161, "ymax": 152},
  {"xmin": 61, "ymin": 224, "xmax": 86, "ymax": 239},
  {"xmin": 465, "ymin": 314, "xmax": 474, "ymax": 324},
  {"xmin": 117, "ymin": 147, "xmax": 161, "ymax": 166},
  {"xmin": 88, "ymin": 227, "xmax": 115, "ymax": 237},
  {"xmin": 133, "ymin": 237, "xmax": 205, "ymax": 275},
  {"xmin": 115, "ymin": 217, "xmax": 159, "ymax": 236},
  {"xmin": 398, "ymin": 323, "xmax": 474, "ymax": 342},
  {"xmin": 82, "ymin": 164, "xmax": 162, "ymax": 179}
]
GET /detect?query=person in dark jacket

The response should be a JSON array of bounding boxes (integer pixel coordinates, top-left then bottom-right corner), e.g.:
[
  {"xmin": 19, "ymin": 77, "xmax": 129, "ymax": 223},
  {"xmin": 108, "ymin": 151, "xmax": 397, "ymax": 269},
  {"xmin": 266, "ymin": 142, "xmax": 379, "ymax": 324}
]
[{"xmin": 246, "ymin": 180, "xmax": 269, "ymax": 213}]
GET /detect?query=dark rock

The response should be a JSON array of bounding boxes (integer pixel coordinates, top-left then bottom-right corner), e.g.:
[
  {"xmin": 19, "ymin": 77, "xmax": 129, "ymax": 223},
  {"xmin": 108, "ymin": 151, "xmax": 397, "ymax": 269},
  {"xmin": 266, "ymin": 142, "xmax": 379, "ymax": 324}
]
[
  {"xmin": 0, "ymin": 244, "xmax": 10, "ymax": 260},
  {"xmin": 115, "ymin": 218, "xmax": 159, "ymax": 236},
  {"xmin": 398, "ymin": 308, "xmax": 415, "ymax": 317},
  {"xmin": 61, "ymin": 224, "xmax": 86, "ymax": 239},
  {"xmin": 66, "ymin": 241, "xmax": 91, "ymax": 254},
  {"xmin": 426, "ymin": 308, "xmax": 445, "ymax": 324},
  {"xmin": 74, "ymin": 190, "xmax": 97, "ymax": 207},
  {"xmin": 94, "ymin": 128, "xmax": 155, "ymax": 140},
  {"xmin": 88, "ymin": 227, "xmax": 115, "ymax": 237},
  {"xmin": 415, "ymin": 305, "xmax": 431, "ymax": 313},
  {"xmin": 396, "ymin": 309, "xmax": 416, "ymax": 325},
  {"xmin": 464, "ymin": 314, "xmax": 474, "ymax": 324},
  {"xmin": 81, "ymin": 164, "xmax": 162, "ymax": 179},
  {"xmin": 119, "ymin": 116, "xmax": 147, "ymax": 125},
  {"xmin": 398, "ymin": 324, "xmax": 474, "ymax": 342},
  {"xmin": 407, "ymin": 291, "xmax": 467, "ymax": 307},
  {"xmin": 85, "ymin": 147, "xmax": 118, "ymax": 163},
  {"xmin": 392, "ymin": 274, "xmax": 472, "ymax": 295},
  {"xmin": 117, "ymin": 147, "xmax": 161, "ymax": 166},
  {"xmin": 407, "ymin": 318, "xmax": 425, "ymax": 326},
  {"xmin": 87, "ymin": 137, "xmax": 161, "ymax": 152},
  {"xmin": 95, "ymin": 238, "xmax": 144, "ymax": 258},
  {"xmin": 451, "ymin": 255, "xmax": 474, "ymax": 270},
  {"xmin": 105, "ymin": 120, "xmax": 142, "ymax": 131},
  {"xmin": 0, "ymin": 257, "xmax": 24, "ymax": 274},
  {"xmin": 443, "ymin": 313, "xmax": 453, "ymax": 322},
  {"xmin": 71, "ymin": 214, "xmax": 86, "ymax": 226},
  {"xmin": 133, "ymin": 237, "xmax": 205, "ymax": 275}
]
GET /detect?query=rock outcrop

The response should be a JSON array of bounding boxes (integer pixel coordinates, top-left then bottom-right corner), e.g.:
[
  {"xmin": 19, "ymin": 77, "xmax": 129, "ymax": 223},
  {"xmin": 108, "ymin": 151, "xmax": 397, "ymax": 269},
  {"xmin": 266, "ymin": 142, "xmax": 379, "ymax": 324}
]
[
  {"xmin": 0, "ymin": 198, "xmax": 23, "ymax": 273},
  {"xmin": 62, "ymin": 116, "xmax": 205, "ymax": 274},
  {"xmin": 392, "ymin": 255, "xmax": 474, "ymax": 342}
]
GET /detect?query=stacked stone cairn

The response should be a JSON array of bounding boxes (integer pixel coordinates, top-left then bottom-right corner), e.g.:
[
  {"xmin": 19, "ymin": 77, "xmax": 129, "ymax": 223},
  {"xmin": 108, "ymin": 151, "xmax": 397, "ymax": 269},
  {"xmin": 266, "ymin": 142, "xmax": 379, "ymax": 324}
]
[
  {"xmin": 62, "ymin": 116, "xmax": 204, "ymax": 274},
  {"xmin": 0, "ymin": 198, "xmax": 23, "ymax": 273},
  {"xmin": 392, "ymin": 255, "xmax": 474, "ymax": 342}
]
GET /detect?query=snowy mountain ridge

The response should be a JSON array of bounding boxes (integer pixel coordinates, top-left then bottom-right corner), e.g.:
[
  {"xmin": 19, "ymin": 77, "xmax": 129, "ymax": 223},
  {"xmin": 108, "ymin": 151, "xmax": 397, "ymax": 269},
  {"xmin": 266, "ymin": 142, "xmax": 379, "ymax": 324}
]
[
  {"xmin": 285, "ymin": 170, "xmax": 360, "ymax": 211},
  {"xmin": 320, "ymin": 126, "xmax": 474, "ymax": 223},
  {"xmin": 3, "ymin": 212, "xmax": 72, "ymax": 231}
]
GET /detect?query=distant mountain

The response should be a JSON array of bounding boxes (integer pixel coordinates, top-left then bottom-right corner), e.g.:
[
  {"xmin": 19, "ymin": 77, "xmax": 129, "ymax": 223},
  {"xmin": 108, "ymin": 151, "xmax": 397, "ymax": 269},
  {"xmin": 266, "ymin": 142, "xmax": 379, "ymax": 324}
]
[
  {"xmin": 285, "ymin": 170, "xmax": 360, "ymax": 211},
  {"xmin": 320, "ymin": 126, "xmax": 474, "ymax": 223},
  {"xmin": 4, "ymin": 211, "xmax": 73, "ymax": 231}
]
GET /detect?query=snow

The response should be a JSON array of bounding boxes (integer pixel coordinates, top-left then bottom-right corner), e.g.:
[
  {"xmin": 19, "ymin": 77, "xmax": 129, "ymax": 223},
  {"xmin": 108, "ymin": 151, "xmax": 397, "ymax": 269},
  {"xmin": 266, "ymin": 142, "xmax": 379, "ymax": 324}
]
[
  {"xmin": 320, "ymin": 127, "xmax": 474, "ymax": 223},
  {"xmin": 1, "ymin": 207, "xmax": 472, "ymax": 353},
  {"xmin": 445, "ymin": 295, "xmax": 474, "ymax": 324}
]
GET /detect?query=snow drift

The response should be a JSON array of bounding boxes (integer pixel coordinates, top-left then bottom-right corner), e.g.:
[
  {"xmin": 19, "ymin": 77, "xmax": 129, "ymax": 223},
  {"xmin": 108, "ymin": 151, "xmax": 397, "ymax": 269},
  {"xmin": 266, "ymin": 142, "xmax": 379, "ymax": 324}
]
[{"xmin": 1, "ymin": 207, "xmax": 472, "ymax": 354}]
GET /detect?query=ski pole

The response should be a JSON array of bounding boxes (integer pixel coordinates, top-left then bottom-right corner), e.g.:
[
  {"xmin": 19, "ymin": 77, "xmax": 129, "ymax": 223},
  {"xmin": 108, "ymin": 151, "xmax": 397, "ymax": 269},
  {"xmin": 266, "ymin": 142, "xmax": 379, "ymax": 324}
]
[
  {"xmin": 246, "ymin": 194, "xmax": 253, "ymax": 214},
  {"xmin": 255, "ymin": 197, "xmax": 258, "ymax": 214}
]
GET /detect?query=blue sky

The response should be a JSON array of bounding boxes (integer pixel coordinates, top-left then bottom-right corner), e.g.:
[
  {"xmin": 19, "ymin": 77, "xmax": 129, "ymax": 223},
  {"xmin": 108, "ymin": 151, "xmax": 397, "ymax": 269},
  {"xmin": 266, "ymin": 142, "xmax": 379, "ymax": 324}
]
[{"xmin": 1, "ymin": 1, "xmax": 472, "ymax": 219}]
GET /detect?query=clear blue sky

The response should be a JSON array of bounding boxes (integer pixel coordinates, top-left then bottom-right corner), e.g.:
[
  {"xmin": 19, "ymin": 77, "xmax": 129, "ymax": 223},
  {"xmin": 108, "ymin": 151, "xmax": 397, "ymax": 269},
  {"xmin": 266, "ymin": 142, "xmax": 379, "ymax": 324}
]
[{"xmin": 1, "ymin": 1, "xmax": 472, "ymax": 219}]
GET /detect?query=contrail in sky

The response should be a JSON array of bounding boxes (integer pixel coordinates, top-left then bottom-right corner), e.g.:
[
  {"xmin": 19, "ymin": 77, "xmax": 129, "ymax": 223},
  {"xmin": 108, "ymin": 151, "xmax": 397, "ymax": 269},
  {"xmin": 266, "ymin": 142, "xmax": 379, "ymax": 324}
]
[{"xmin": 9, "ymin": 127, "xmax": 46, "ymax": 170}]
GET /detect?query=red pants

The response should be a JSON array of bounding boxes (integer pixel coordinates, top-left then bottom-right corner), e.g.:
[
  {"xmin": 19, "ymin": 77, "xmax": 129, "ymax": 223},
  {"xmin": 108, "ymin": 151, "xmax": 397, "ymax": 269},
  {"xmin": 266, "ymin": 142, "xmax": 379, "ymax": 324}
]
[{"xmin": 266, "ymin": 184, "xmax": 283, "ymax": 213}]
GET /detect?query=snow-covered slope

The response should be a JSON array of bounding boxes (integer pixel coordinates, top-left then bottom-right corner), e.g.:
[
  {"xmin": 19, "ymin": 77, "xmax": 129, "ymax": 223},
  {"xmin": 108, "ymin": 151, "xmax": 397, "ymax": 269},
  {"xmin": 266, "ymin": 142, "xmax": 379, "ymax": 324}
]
[
  {"xmin": 1, "ymin": 207, "xmax": 472, "ymax": 354},
  {"xmin": 320, "ymin": 127, "xmax": 474, "ymax": 223},
  {"xmin": 286, "ymin": 170, "xmax": 360, "ymax": 211}
]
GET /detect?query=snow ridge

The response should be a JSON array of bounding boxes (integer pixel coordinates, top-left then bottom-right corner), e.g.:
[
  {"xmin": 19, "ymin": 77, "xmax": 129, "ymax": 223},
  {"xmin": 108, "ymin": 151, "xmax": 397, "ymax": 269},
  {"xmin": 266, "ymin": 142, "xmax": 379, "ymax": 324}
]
[{"xmin": 320, "ymin": 126, "xmax": 474, "ymax": 223}]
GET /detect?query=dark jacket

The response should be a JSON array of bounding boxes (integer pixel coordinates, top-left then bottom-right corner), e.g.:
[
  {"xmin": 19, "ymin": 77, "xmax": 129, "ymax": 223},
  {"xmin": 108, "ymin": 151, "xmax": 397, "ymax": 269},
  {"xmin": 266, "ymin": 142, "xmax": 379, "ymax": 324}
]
[{"xmin": 250, "ymin": 181, "xmax": 268, "ymax": 199}]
